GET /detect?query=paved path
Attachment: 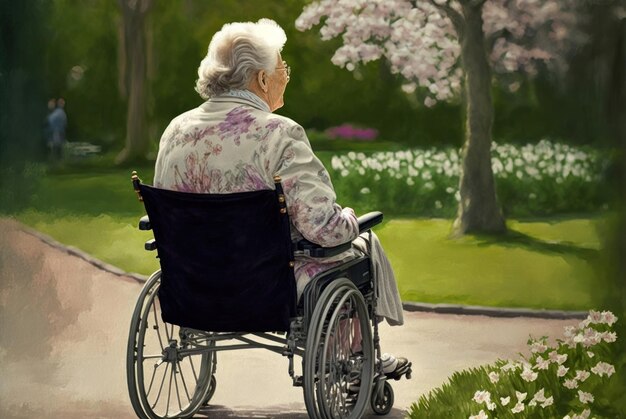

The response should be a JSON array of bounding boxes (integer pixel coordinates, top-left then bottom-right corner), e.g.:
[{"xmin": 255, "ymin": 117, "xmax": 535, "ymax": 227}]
[{"xmin": 0, "ymin": 219, "xmax": 579, "ymax": 418}]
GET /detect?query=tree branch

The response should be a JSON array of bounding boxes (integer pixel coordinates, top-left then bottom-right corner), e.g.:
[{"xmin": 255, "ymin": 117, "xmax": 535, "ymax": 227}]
[
  {"xmin": 469, "ymin": 0, "xmax": 487, "ymax": 8},
  {"xmin": 426, "ymin": 0, "xmax": 465, "ymax": 39},
  {"xmin": 486, "ymin": 28, "xmax": 508, "ymax": 52}
]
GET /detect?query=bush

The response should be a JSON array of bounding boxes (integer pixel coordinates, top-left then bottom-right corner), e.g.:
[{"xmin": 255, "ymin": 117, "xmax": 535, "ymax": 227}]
[
  {"xmin": 0, "ymin": 162, "xmax": 45, "ymax": 214},
  {"xmin": 409, "ymin": 311, "xmax": 622, "ymax": 418},
  {"xmin": 326, "ymin": 140, "xmax": 609, "ymax": 217}
]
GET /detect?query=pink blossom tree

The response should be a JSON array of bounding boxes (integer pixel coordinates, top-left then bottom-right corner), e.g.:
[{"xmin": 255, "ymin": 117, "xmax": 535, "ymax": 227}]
[{"xmin": 296, "ymin": 0, "xmax": 581, "ymax": 235}]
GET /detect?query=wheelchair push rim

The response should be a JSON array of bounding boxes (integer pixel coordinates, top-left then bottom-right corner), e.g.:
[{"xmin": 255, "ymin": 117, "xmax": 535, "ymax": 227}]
[
  {"xmin": 303, "ymin": 278, "xmax": 374, "ymax": 419},
  {"xmin": 127, "ymin": 271, "xmax": 216, "ymax": 419}
]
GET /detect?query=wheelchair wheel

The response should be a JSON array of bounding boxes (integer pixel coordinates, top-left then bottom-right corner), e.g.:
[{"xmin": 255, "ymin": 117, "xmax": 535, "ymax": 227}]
[
  {"xmin": 370, "ymin": 381, "xmax": 394, "ymax": 415},
  {"xmin": 127, "ymin": 271, "xmax": 216, "ymax": 419},
  {"xmin": 303, "ymin": 278, "xmax": 374, "ymax": 419}
]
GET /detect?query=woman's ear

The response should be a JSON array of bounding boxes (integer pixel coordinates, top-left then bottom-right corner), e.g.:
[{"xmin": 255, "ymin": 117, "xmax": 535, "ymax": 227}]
[{"xmin": 257, "ymin": 70, "xmax": 268, "ymax": 92}]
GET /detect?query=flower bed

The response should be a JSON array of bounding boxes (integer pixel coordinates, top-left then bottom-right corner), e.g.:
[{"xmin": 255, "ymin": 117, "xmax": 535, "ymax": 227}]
[
  {"xmin": 327, "ymin": 140, "xmax": 609, "ymax": 217},
  {"xmin": 409, "ymin": 311, "xmax": 621, "ymax": 418}
]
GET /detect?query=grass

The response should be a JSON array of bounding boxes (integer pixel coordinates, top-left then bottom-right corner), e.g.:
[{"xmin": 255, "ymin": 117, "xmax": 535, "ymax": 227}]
[
  {"xmin": 378, "ymin": 218, "xmax": 600, "ymax": 310},
  {"xmin": 6, "ymin": 162, "xmax": 603, "ymax": 311}
]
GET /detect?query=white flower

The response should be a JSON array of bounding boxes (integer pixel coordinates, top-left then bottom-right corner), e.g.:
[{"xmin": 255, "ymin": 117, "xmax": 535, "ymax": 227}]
[
  {"xmin": 548, "ymin": 350, "xmax": 567, "ymax": 364},
  {"xmin": 565, "ymin": 409, "xmax": 591, "ymax": 419},
  {"xmin": 473, "ymin": 390, "xmax": 491, "ymax": 404},
  {"xmin": 341, "ymin": 169, "xmax": 350, "ymax": 177},
  {"xmin": 541, "ymin": 396, "xmax": 554, "ymax": 408},
  {"xmin": 575, "ymin": 370, "xmax": 590, "ymax": 382},
  {"xmin": 359, "ymin": 187, "xmax": 370, "ymax": 194},
  {"xmin": 578, "ymin": 390, "xmax": 594, "ymax": 404},
  {"xmin": 511, "ymin": 402, "xmax": 525, "ymax": 413},
  {"xmin": 515, "ymin": 391, "xmax": 527, "ymax": 402},
  {"xmin": 469, "ymin": 410, "xmax": 488, "ymax": 419},
  {"xmin": 601, "ymin": 310, "xmax": 617, "ymax": 326},
  {"xmin": 533, "ymin": 388, "xmax": 547, "ymax": 403},
  {"xmin": 591, "ymin": 361, "xmax": 616, "ymax": 377},
  {"xmin": 534, "ymin": 356, "xmax": 550, "ymax": 370},
  {"xmin": 572, "ymin": 409, "xmax": 591, "ymax": 419},
  {"xmin": 530, "ymin": 340, "xmax": 548, "ymax": 353},
  {"xmin": 564, "ymin": 379, "xmax": 578, "ymax": 389},
  {"xmin": 500, "ymin": 396, "xmax": 511, "ymax": 406},
  {"xmin": 601, "ymin": 331, "xmax": 617, "ymax": 343},
  {"xmin": 488, "ymin": 371, "xmax": 499, "ymax": 384},
  {"xmin": 557, "ymin": 365, "xmax": 569, "ymax": 377},
  {"xmin": 486, "ymin": 401, "xmax": 496, "ymax": 411},
  {"xmin": 521, "ymin": 367, "xmax": 538, "ymax": 382},
  {"xmin": 501, "ymin": 361, "xmax": 519, "ymax": 372},
  {"xmin": 587, "ymin": 351, "xmax": 595, "ymax": 358}
]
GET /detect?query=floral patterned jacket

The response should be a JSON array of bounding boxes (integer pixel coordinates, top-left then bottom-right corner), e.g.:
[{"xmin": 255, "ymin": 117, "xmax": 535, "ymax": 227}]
[{"xmin": 154, "ymin": 96, "xmax": 361, "ymax": 297}]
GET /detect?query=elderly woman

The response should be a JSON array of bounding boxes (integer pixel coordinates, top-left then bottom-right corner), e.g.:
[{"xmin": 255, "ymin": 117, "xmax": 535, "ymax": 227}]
[{"xmin": 153, "ymin": 19, "xmax": 408, "ymax": 377}]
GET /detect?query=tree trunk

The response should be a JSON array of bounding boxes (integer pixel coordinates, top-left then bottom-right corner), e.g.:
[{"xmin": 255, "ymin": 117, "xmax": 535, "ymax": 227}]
[
  {"xmin": 452, "ymin": 2, "xmax": 506, "ymax": 236},
  {"xmin": 115, "ymin": 0, "xmax": 152, "ymax": 165}
]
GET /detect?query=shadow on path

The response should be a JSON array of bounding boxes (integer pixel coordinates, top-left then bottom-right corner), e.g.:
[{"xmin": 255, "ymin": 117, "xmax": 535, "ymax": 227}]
[{"xmin": 197, "ymin": 405, "xmax": 407, "ymax": 418}]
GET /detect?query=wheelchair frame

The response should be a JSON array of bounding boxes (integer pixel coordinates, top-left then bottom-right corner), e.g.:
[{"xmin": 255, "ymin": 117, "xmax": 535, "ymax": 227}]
[{"xmin": 126, "ymin": 172, "xmax": 405, "ymax": 419}]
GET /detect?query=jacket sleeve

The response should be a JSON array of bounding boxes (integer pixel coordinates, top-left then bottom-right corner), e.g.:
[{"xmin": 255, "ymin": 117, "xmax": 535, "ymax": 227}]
[{"xmin": 273, "ymin": 125, "xmax": 359, "ymax": 247}]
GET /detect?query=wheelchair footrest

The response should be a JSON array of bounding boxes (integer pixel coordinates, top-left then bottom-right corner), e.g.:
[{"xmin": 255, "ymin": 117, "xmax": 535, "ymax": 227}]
[{"xmin": 292, "ymin": 375, "xmax": 303, "ymax": 387}]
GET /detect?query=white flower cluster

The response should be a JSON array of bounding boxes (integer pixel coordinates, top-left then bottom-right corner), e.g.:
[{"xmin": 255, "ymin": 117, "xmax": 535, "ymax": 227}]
[
  {"xmin": 490, "ymin": 140, "xmax": 599, "ymax": 185},
  {"xmin": 296, "ymin": 0, "xmax": 580, "ymax": 106},
  {"xmin": 467, "ymin": 310, "xmax": 618, "ymax": 418},
  {"xmin": 328, "ymin": 140, "xmax": 604, "ymax": 215}
]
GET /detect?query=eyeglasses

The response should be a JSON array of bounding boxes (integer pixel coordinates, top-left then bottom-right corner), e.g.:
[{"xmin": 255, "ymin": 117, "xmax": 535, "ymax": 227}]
[{"xmin": 276, "ymin": 61, "xmax": 291, "ymax": 78}]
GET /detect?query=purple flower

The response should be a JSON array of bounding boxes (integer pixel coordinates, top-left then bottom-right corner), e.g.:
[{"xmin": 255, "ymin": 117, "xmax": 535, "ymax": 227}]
[
  {"xmin": 325, "ymin": 123, "xmax": 378, "ymax": 141},
  {"xmin": 265, "ymin": 118, "xmax": 283, "ymax": 131},
  {"xmin": 217, "ymin": 107, "xmax": 256, "ymax": 144}
]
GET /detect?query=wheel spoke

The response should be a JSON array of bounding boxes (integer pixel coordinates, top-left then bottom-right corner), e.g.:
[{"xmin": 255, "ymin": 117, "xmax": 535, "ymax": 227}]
[
  {"xmin": 187, "ymin": 354, "xmax": 199, "ymax": 383},
  {"xmin": 151, "ymin": 300, "xmax": 165, "ymax": 350},
  {"xmin": 151, "ymin": 362, "xmax": 169, "ymax": 410},
  {"xmin": 177, "ymin": 359, "xmax": 193, "ymax": 403},
  {"xmin": 165, "ymin": 362, "xmax": 174, "ymax": 416},
  {"xmin": 173, "ymin": 361, "xmax": 183, "ymax": 412}
]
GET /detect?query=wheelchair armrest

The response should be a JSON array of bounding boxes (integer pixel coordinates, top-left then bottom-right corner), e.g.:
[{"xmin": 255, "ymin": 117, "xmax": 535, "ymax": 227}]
[
  {"xmin": 295, "ymin": 211, "xmax": 383, "ymax": 258},
  {"xmin": 295, "ymin": 240, "xmax": 352, "ymax": 258},
  {"xmin": 139, "ymin": 215, "xmax": 151, "ymax": 230},
  {"xmin": 358, "ymin": 211, "xmax": 383, "ymax": 232}
]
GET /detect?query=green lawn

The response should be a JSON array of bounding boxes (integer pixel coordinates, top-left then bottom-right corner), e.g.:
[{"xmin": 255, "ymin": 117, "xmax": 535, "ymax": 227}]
[
  {"xmin": 10, "ymin": 164, "xmax": 603, "ymax": 311},
  {"xmin": 378, "ymin": 218, "xmax": 599, "ymax": 310}
]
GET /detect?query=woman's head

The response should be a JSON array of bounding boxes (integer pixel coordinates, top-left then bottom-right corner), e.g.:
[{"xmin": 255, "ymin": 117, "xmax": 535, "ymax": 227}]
[{"xmin": 195, "ymin": 19, "xmax": 287, "ymax": 103}]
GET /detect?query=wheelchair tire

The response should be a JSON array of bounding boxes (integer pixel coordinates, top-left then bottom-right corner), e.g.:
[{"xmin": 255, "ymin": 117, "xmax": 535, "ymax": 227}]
[
  {"xmin": 370, "ymin": 381, "xmax": 394, "ymax": 415},
  {"xmin": 303, "ymin": 278, "xmax": 374, "ymax": 419},
  {"xmin": 201, "ymin": 375, "xmax": 217, "ymax": 406},
  {"xmin": 127, "ymin": 271, "xmax": 216, "ymax": 419}
]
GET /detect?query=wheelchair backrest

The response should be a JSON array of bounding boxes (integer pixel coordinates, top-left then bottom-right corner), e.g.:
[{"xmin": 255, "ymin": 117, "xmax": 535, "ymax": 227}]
[{"xmin": 136, "ymin": 178, "xmax": 297, "ymax": 332}]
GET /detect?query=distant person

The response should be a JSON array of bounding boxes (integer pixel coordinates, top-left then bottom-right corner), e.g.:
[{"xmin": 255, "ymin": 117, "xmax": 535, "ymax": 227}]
[
  {"xmin": 43, "ymin": 98, "xmax": 56, "ymax": 153},
  {"xmin": 47, "ymin": 98, "xmax": 67, "ymax": 161}
]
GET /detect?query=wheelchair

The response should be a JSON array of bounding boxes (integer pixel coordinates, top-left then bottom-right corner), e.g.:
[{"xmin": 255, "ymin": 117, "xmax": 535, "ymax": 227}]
[{"xmin": 126, "ymin": 171, "xmax": 411, "ymax": 419}]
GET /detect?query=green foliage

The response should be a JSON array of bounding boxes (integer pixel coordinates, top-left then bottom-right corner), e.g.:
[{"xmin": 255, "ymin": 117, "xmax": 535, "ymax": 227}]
[
  {"xmin": 0, "ymin": 163, "xmax": 46, "ymax": 214},
  {"xmin": 322, "ymin": 141, "xmax": 610, "ymax": 218},
  {"xmin": 22, "ymin": 0, "xmax": 616, "ymax": 160},
  {"xmin": 409, "ymin": 313, "xmax": 624, "ymax": 418}
]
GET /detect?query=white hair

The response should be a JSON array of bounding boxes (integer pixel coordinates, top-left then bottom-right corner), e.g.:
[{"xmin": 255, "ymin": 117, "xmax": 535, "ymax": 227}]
[{"xmin": 195, "ymin": 19, "xmax": 287, "ymax": 99}]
